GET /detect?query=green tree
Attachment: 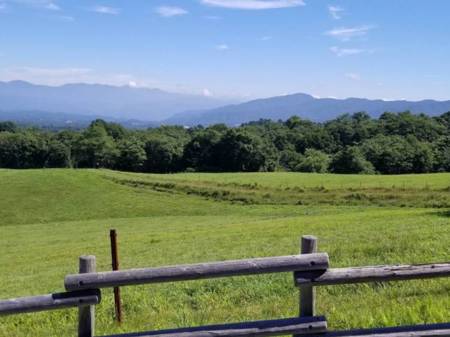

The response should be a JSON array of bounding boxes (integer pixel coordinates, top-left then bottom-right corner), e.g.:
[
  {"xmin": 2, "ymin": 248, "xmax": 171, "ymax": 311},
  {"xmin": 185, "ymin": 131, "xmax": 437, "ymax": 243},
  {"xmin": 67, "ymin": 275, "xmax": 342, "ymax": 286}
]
[
  {"xmin": 295, "ymin": 149, "xmax": 330, "ymax": 173},
  {"xmin": 183, "ymin": 128, "xmax": 223, "ymax": 171},
  {"xmin": 115, "ymin": 137, "xmax": 146, "ymax": 172},
  {"xmin": 144, "ymin": 138, "xmax": 183, "ymax": 173},
  {"xmin": 433, "ymin": 136, "xmax": 450, "ymax": 171},
  {"xmin": 330, "ymin": 146, "xmax": 375, "ymax": 174},
  {"xmin": 279, "ymin": 150, "xmax": 303, "ymax": 171},
  {"xmin": 46, "ymin": 138, "xmax": 71, "ymax": 168},
  {"xmin": 73, "ymin": 123, "xmax": 118, "ymax": 168},
  {"xmin": 89, "ymin": 119, "xmax": 127, "ymax": 140},
  {"xmin": 379, "ymin": 111, "xmax": 445, "ymax": 142},
  {"xmin": 0, "ymin": 121, "xmax": 18, "ymax": 133},
  {"xmin": 212, "ymin": 129, "xmax": 272, "ymax": 172},
  {"xmin": 0, "ymin": 132, "xmax": 47, "ymax": 168},
  {"xmin": 362, "ymin": 135, "xmax": 434, "ymax": 174}
]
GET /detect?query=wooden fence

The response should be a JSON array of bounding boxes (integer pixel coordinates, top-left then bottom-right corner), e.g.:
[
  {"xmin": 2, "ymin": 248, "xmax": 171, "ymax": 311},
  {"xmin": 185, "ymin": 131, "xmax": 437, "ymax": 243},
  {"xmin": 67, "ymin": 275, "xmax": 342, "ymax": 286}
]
[{"xmin": 1, "ymin": 235, "xmax": 449, "ymax": 337}]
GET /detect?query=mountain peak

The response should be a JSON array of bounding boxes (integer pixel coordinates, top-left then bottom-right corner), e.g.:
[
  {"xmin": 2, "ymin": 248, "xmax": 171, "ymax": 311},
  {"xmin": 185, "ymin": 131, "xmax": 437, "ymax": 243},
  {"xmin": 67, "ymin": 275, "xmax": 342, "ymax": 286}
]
[{"xmin": 4, "ymin": 80, "xmax": 34, "ymax": 87}]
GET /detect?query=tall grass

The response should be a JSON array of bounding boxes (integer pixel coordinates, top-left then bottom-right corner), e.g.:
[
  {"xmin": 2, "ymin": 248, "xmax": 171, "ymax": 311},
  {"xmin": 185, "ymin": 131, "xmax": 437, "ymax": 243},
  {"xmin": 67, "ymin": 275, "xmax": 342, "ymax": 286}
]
[{"xmin": 0, "ymin": 169, "xmax": 448, "ymax": 337}]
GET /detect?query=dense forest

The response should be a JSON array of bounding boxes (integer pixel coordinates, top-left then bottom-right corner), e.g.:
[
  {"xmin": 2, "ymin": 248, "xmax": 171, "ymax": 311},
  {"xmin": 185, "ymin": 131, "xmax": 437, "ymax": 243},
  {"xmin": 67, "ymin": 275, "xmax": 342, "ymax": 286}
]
[{"xmin": 0, "ymin": 111, "xmax": 449, "ymax": 174}]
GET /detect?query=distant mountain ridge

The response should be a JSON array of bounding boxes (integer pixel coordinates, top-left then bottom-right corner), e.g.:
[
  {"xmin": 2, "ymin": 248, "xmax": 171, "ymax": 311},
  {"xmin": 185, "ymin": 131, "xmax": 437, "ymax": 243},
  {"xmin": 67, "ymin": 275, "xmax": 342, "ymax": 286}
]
[
  {"xmin": 0, "ymin": 80, "xmax": 235, "ymax": 122},
  {"xmin": 1, "ymin": 81, "xmax": 450, "ymax": 128},
  {"xmin": 165, "ymin": 93, "xmax": 450, "ymax": 126}
]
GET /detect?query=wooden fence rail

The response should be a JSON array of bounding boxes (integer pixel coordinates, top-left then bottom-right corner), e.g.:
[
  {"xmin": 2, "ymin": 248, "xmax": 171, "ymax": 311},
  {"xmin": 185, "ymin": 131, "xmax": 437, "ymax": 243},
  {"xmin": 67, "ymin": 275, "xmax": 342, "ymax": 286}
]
[
  {"xmin": 294, "ymin": 263, "xmax": 450, "ymax": 286},
  {"xmin": 65, "ymin": 253, "xmax": 329, "ymax": 291},
  {"xmin": 102, "ymin": 316, "xmax": 328, "ymax": 337},
  {"xmin": 0, "ymin": 235, "xmax": 449, "ymax": 337},
  {"xmin": 307, "ymin": 322, "xmax": 450, "ymax": 337},
  {"xmin": 0, "ymin": 290, "xmax": 100, "ymax": 316}
]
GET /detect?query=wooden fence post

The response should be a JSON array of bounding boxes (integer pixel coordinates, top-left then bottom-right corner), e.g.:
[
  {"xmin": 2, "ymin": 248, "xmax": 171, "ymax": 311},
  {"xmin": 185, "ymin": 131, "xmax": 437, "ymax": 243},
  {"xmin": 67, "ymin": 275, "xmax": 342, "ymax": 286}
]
[
  {"xmin": 78, "ymin": 255, "xmax": 96, "ymax": 337},
  {"xmin": 299, "ymin": 235, "xmax": 317, "ymax": 317}
]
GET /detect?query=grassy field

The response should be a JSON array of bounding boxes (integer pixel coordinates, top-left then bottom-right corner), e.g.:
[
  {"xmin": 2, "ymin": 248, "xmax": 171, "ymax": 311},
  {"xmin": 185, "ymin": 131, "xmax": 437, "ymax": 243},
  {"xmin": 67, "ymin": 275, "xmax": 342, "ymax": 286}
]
[{"xmin": 0, "ymin": 169, "xmax": 449, "ymax": 337}]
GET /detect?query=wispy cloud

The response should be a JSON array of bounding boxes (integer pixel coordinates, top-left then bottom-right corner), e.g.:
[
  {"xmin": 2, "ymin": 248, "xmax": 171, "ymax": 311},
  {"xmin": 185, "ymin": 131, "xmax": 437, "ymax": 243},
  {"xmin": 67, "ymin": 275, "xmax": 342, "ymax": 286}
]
[
  {"xmin": 56, "ymin": 15, "xmax": 74, "ymax": 22},
  {"xmin": 216, "ymin": 44, "xmax": 229, "ymax": 51},
  {"xmin": 345, "ymin": 72, "xmax": 361, "ymax": 81},
  {"xmin": 328, "ymin": 5, "xmax": 343, "ymax": 19},
  {"xmin": 0, "ymin": 67, "xmax": 93, "ymax": 84},
  {"xmin": 91, "ymin": 5, "xmax": 120, "ymax": 15},
  {"xmin": 330, "ymin": 46, "xmax": 364, "ymax": 57},
  {"xmin": 201, "ymin": 0, "xmax": 304, "ymax": 10},
  {"xmin": 326, "ymin": 25, "xmax": 375, "ymax": 41},
  {"xmin": 0, "ymin": 66, "xmax": 162, "ymax": 88},
  {"xmin": 155, "ymin": 6, "xmax": 188, "ymax": 17},
  {"xmin": 203, "ymin": 88, "xmax": 213, "ymax": 97},
  {"xmin": 260, "ymin": 35, "xmax": 272, "ymax": 41},
  {"xmin": 5, "ymin": 0, "xmax": 61, "ymax": 10},
  {"xmin": 44, "ymin": 2, "xmax": 59, "ymax": 10}
]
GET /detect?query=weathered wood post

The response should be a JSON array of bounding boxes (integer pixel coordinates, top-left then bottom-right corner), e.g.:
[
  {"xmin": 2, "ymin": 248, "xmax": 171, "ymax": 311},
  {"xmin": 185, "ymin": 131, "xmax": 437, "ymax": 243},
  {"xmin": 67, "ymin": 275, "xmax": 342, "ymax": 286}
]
[
  {"xmin": 78, "ymin": 255, "xmax": 96, "ymax": 337},
  {"xmin": 299, "ymin": 235, "xmax": 317, "ymax": 317}
]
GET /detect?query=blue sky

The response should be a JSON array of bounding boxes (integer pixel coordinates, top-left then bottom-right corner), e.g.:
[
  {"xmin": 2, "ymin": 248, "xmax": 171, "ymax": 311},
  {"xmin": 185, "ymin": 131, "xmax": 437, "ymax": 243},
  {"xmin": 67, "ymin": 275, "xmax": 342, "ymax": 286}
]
[{"xmin": 0, "ymin": 0, "xmax": 449, "ymax": 100}]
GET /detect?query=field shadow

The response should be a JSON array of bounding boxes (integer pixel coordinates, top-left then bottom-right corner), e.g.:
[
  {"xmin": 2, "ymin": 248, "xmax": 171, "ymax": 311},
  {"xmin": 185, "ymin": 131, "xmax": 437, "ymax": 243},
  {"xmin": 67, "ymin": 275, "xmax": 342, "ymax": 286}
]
[{"xmin": 429, "ymin": 209, "xmax": 450, "ymax": 218}]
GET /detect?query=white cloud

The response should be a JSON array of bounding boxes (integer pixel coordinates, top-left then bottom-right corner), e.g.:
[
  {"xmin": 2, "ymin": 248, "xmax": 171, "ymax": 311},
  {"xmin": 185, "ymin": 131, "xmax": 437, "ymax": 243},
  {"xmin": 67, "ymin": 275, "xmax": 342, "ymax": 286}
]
[
  {"xmin": 44, "ymin": 2, "xmax": 59, "ymax": 10},
  {"xmin": 203, "ymin": 88, "xmax": 213, "ymax": 97},
  {"xmin": 345, "ymin": 72, "xmax": 361, "ymax": 81},
  {"xmin": 330, "ymin": 46, "xmax": 364, "ymax": 57},
  {"xmin": 155, "ymin": 6, "xmax": 188, "ymax": 17},
  {"xmin": 56, "ymin": 15, "xmax": 74, "ymax": 22},
  {"xmin": 326, "ymin": 25, "xmax": 375, "ymax": 41},
  {"xmin": 91, "ymin": 5, "xmax": 120, "ymax": 15},
  {"xmin": 216, "ymin": 44, "xmax": 229, "ymax": 51},
  {"xmin": 5, "ymin": 0, "xmax": 60, "ymax": 10},
  {"xmin": 201, "ymin": 0, "xmax": 304, "ymax": 10},
  {"xmin": 0, "ymin": 66, "xmax": 163, "ymax": 88},
  {"xmin": 2, "ymin": 67, "xmax": 92, "ymax": 79},
  {"xmin": 260, "ymin": 35, "xmax": 272, "ymax": 41},
  {"xmin": 0, "ymin": 66, "xmax": 244, "ymax": 97},
  {"xmin": 328, "ymin": 5, "xmax": 343, "ymax": 20}
]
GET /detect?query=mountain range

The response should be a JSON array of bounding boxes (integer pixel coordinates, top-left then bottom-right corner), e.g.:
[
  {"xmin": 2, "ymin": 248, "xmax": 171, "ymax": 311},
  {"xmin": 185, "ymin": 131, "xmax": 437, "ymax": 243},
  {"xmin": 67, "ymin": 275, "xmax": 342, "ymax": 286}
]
[
  {"xmin": 1, "ymin": 81, "xmax": 450, "ymax": 128},
  {"xmin": 166, "ymin": 93, "xmax": 450, "ymax": 126},
  {"xmin": 0, "ymin": 80, "xmax": 234, "ymax": 122}
]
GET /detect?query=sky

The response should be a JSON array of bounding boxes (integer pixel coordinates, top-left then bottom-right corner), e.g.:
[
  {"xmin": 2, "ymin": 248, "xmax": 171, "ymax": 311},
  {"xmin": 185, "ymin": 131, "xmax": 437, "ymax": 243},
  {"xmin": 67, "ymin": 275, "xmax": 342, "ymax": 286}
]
[{"xmin": 0, "ymin": 0, "xmax": 450, "ymax": 101}]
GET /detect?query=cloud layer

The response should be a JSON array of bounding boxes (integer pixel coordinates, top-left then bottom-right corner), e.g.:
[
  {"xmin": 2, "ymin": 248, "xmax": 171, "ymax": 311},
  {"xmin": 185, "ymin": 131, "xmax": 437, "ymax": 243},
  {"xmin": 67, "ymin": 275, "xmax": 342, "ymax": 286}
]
[
  {"xmin": 328, "ymin": 5, "xmax": 343, "ymax": 19},
  {"xmin": 4, "ymin": 0, "xmax": 60, "ymax": 10},
  {"xmin": 326, "ymin": 25, "xmax": 375, "ymax": 41},
  {"xmin": 216, "ymin": 44, "xmax": 230, "ymax": 51},
  {"xmin": 91, "ymin": 6, "xmax": 120, "ymax": 15},
  {"xmin": 201, "ymin": 0, "xmax": 304, "ymax": 10},
  {"xmin": 330, "ymin": 46, "xmax": 364, "ymax": 57},
  {"xmin": 156, "ymin": 6, "xmax": 188, "ymax": 17}
]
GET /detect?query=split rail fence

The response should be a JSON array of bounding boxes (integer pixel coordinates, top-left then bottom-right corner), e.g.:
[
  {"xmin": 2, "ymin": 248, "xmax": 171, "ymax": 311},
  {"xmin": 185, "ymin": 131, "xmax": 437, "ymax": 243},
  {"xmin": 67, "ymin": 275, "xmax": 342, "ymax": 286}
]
[{"xmin": 1, "ymin": 235, "xmax": 449, "ymax": 337}]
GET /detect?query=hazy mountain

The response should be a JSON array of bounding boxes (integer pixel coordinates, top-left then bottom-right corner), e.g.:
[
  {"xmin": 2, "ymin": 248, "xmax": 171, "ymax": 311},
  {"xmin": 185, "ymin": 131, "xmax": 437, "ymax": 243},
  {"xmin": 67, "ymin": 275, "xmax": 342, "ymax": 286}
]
[
  {"xmin": 0, "ymin": 81, "xmax": 235, "ymax": 121},
  {"xmin": 165, "ymin": 93, "xmax": 450, "ymax": 126},
  {"xmin": 2, "ymin": 82, "xmax": 450, "ymax": 128},
  {"xmin": 0, "ymin": 110, "xmax": 157, "ymax": 130}
]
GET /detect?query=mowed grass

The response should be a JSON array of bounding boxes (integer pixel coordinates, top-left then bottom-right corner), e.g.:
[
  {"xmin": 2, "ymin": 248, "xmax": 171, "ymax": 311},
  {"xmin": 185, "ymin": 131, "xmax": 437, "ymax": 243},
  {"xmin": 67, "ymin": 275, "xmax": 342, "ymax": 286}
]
[{"xmin": 0, "ymin": 169, "xmax": 449, "ymax": 337}]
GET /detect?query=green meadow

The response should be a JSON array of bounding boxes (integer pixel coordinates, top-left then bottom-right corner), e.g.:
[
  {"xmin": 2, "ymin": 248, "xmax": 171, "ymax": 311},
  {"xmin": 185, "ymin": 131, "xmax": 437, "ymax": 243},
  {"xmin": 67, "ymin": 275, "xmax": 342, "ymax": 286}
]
[{"xmin": 0, "ymin": 169, "xmax": 449, "ymax": 337}]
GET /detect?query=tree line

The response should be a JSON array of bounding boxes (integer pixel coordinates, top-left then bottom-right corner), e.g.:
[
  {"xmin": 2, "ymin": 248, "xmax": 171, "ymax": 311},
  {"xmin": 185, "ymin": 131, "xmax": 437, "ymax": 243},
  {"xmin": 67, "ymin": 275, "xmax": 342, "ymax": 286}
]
[{"xmin": 0, "ymin": 111, "xmax": 449, "ymax": 174}]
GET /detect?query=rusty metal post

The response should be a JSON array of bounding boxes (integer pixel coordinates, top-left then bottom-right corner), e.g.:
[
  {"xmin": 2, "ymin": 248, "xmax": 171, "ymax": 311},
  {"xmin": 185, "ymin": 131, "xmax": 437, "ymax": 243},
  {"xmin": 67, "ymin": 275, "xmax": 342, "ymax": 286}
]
[{"xmin": 110, "ymin": 229, "xmax": 122, "ymax": 323}]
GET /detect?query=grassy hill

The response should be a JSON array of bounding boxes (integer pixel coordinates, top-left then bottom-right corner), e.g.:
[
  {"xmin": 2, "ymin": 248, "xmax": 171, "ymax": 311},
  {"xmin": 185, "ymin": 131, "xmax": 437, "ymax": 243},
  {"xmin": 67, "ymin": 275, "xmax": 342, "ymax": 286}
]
[{"xmin": 0, "ymin": 169, "xmax": 449, "ymax": 337}]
